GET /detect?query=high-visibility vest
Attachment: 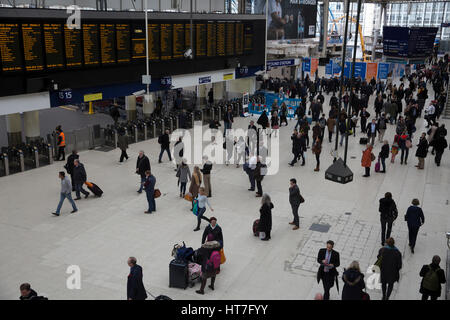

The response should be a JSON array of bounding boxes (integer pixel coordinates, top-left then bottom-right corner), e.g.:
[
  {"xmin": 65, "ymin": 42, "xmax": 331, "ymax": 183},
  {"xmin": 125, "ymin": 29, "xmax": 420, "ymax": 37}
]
[{"xmin": 58, "ymin": 132, "xmax": 65, "ymax": 147}]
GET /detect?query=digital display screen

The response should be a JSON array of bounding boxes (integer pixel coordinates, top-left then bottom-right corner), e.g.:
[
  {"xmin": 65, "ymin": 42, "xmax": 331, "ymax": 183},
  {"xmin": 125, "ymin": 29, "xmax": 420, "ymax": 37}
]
[
  {"xmin": 0, "ymin": 23, "xmax": 23, "ymax": 72},
  {"xmin": 131, "ymin": 24, "xmax": 145, "ymax": 59},
  {"xmin": 226, "ymin": 22, "xmax": 235, "ymax": 56},
  {"xmin": 83, "ymin": 24, "xmax": 100, "ymax": 66},
  {"xmin": 100, "ymin": 24, "xmax": 116, "ymax": 65},
  {"xmin": 196, "ymin": 23, "xmax": 206, "ymax": 57},
  {"xmin": 185, "ymin": 23, "xmax": 193, "ymax": 54},
  {"xmin": 207, "ymin": 22, "xmax": 216, "ymax": 57},
  {"xmin": 43, "ymin": 23, "xmax": 64, "ymax": 69},
  {"xmin": 244, "ymin": 23, "xmax": 253, "ymax": 53},
  {"xmin": 235, "ymin": 22, "xmax": 244, "ymax": 55},
  {"xmin": 64, "ymin": 25, "xmax": 83, "ymax": 68},
  {"xmin": 148, "ymin": 23, "xmax": 160, "ymax": 61},
  {"xmin": 116, "ymin": 24, "xmax": 131, "ymax": 63},
  {"xmin": 173, "ymin": 23, "xmax": 184, "ymax": 59},
  {"xmin": 22, "ymin": 23, "xmax": 44, "ymax": 71},
  {"xmin": 216, "ymin": 22, "xmax": 226, "ymax": 57},
  {"xmin": 160, "ymin": 23, "xmax": 172, "ymax": 61}
]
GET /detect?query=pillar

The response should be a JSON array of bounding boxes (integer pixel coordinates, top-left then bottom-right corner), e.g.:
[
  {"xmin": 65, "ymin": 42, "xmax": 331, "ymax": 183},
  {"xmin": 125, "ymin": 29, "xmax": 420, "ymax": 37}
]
[
  {"xmin": 197, "ymin": 84, "xmax": 207, "ymax": 108},
  {"xmin": 6, "ymin": 113, "xmax": 22, "ymax": 147},
  {"xmin": 125, "ymin": 95, "xmax": 137, "ymax": 121},
  {"xmin": 213, "ymin": 81, "xmax": 225, "ymax": 102},
  {"xmin": 24, "ymin": 110, "xmax": 40, "ymax": 144},
  {"xmin": 142, "ymin": 93, "xmax": 155, "ymax": 118},
  {"xmin": 322, "ymin": 0, "xmax": 329, "ymax": 58},
  {"xmin": 372, "ymin": 2, "xmax": 385, "ymax": 61}
]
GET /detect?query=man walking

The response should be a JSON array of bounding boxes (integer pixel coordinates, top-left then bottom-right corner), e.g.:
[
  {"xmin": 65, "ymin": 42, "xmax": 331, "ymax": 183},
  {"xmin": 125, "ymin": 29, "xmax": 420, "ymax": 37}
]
[
  {"xmin": 377, "ymin": 113, "xmax": 388, "ymax": 142},
  {"xmin": 117, "ymin": 130, "xmax": 129, "ymax": 163},
  {"xmin": 144, "ymin": 170, "xmax": 156, "ymax": 214},
  {"xmin": 65, "ymin": 150, "xmax": 79, "ymax": 191},
  {"xmin": 317, "ymin": 240, "xmax": 340, "ymax": 300},
  {"xmin": 136, "ymin": 151, "xmax": 151, "ymax": 193},
  {"xmin": 405, "ymin": 198, "xmax": 425, "ymax": 254},
  {"xmin": 378, "ymin": 192, "xmax": 398, "ymax": 246},
  {"xmin": 367, "ymin": 119, "xmax": 379, "ymax": 146},
  {"xmin": 52, "ymin": 171, "xmax": 77, "ymax": 216},
  {"xmin": 158, "ymin": 130, "xmax": 172, "ymax": 163},
  {"xmin": 223, "ymin": 106, "xmax": 234, "ymax": 137},
  {"xmin": 288, "ymin": 178, "xmax": 302, "ymax": 230},
  {"xmin": 73, "ymin": 159, "xmax": 89, "ymax": 200},
  {"xmin": 127, "ymin": 257, "xmax": 147, "ymax": 300}
]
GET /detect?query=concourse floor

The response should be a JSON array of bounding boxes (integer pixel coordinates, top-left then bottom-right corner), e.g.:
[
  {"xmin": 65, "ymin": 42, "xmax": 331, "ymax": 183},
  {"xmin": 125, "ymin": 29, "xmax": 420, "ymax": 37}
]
[{"xmin": 0, "ymin": 85, "xmax": 449, "ymax": 300}]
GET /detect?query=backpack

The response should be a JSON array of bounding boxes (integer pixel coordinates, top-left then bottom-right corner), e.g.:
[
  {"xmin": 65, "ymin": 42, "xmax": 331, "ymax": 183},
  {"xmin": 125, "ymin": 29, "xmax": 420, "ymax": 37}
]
[
  {"xmin": 205, "ymin": 250, "xmax": 221, "ymax": 273},
  {"xmin": 422, "ymin": 265, "xmax": 440, "ymax": 292}
]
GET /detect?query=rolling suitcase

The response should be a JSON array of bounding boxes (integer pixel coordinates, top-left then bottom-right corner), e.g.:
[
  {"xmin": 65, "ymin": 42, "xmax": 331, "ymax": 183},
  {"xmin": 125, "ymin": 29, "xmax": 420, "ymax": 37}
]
[
  {"xmin": 253, "ymin": 219, "xmax": 260, "ymax": 237},
  {"xmin": 359, "ymin": 137, "xmax": 368, "ymax": 145},
  {"xmin": 169, "ymin": 259, "xmax": 188, "ymax": 289},
  {"xmin": 85, "ymin": 181, "xmax": 103, "ymax": 197}
]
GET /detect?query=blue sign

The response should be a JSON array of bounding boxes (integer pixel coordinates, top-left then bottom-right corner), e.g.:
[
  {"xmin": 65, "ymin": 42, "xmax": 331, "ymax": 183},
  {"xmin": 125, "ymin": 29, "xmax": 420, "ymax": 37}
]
[
  {"xmin": 303, "ymin": 58, "xmax": 311, "ymax": 72},
  {"xmin": 161, "ymin": 76, "xmax": 172, "ymax": 86},
  {"xmin": 267, "ymin": 59, "xmax": 296, "ymax": 68},
  {"xmin": 343, "ymin": 61, "xmax": 351, "ymax": 78},
  {"xmin": 383, "ymin": 26, "xmax": 409, "ymax": 58},
  {"xmin": 377, "ymin": 63, "xmax": 390, "ymax": 80},
  {"xmin": 199, "ymin": 76, "xmax": 211, "ymax": 84},
  {"xmin": 325, "ymin": 62, "xmax": 333, "ymax": 75},
  {"xmin": 333, "ymin": 62, "xmax": 341, "ymax": 75},
  {"xmin": 354, "ymin": 62, "xmax": 366, "ymax": 79}
]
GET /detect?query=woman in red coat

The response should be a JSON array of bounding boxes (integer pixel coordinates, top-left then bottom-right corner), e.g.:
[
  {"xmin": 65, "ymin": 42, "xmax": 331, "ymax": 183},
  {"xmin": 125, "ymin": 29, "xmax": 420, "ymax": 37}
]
[{"xmin": 361, "ymin": 144, "xmax": 374, "ymax": 177}]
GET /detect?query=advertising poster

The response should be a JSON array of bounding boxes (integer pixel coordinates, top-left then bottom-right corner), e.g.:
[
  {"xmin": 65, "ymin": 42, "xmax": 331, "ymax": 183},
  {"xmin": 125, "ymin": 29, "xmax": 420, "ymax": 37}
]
[
  {"xmin": 310, "ymin": 58, "xmax": 319, "ymax": 76},
  {"xmin": 377, "ymin": 62, "xmax": 390, "ymax": 80},
  {"xmin": 303, "ymin": 57, "xmax": 311, "ymax": 72},
  {"xmin": 354, "ymin": 62, "xmax": 366, "ymax": 79},
  {"xmin": 333, "ymin": 61, "xmax": 341, "ymax": 75},
  {"xmin": 266, "ymin": 0, "xmax": 318, "ymax": 40},
  {"xmin": 366, "ymin": 62, "xmax": 378, "ymax": 81},
  {"xmin": 325, "ymin": 61, "xmax": 333, "ymax": 76}
]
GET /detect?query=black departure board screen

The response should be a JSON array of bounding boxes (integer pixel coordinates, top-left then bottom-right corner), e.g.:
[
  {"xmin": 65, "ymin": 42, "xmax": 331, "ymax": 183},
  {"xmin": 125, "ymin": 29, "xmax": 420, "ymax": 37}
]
[
  {"xmin": 64, "ymin": 25, "xmax": 83, "ymax": 68},
  {"xmin": 116, "ymin": 24, "xmax": 131, "ymax": 63},
  {"xmin": 226, "ymin": 22, "xmax": 235, "ymax": 56},
  {"xmin": 83, "ymin": 24, "xmax": 100, "ymax": 66},
  {"xmin": 207, "ymin": 22, "xmax": 216, "ymax": 57},
  {"xmin": 235, "ymin": 22, "xmax": 244, "ymax": 55},
  {"xmin": 43, "ymin": 24, "xmax": 64, "ymax": 69},
  {"xmin": 216, "ymin": 22, "xmax": 225, "ymax": 57},
  {"xmin": 131, "ymin": 24, "xmax": 145, "ymax": 60},
  {"xmin": 0, "ymin": 23, "xmax": 23, "ymax": 72},
  {"xmin": 173, "ymin": 23, "xmax": 184, "ymax": 59},
  {"xmin": 160, "ymin": 23, "xmax": 172, "ymax": 61},
  {"xmin": 244, "ymin": 23, "xmax": 253, "ymax": 53},
  {"xmin": 148, "ymin": 23, "xmax": 160, "ymax": 61},
  {"xmin": 196, "ymin": 23, "xmax": 206, "ymax": 57},
  {"xmin": 185, "ymin": 23, "xmax": 193, "ymax": 53},
  {"xmin": 22, "ymin": 23, "xmax": 44, "ymax": 71},
  {"xmin": 100, "ymin": 24, "xmax": 116, "ymax": 65}
]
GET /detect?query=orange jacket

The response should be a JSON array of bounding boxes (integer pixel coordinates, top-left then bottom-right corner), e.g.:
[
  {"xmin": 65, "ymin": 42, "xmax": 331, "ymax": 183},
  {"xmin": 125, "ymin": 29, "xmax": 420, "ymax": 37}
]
[
  {"xmin": 58, "ymin": 131, "xmax": 65, "ymax": 147},
  {"xmin": 361, "ymin": 146, "xmax": 373, "ymax": 168}
]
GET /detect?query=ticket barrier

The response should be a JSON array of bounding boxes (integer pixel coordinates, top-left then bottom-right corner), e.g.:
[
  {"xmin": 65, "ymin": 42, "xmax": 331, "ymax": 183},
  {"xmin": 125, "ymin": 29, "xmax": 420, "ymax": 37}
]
[
  {"xmin": 0, "ymin": 152, "xmax": 9, "ymax": 176},
  {"xmin": 155, "ymin": 118, "xmax": 165, "ymax": 137},
  {"xmin": 1, "ymin": 147, "xmax": 24, "ymax": 174},
  {"xmin": 144, "ymin": 118, "xmax": 157, "ymax": 139},
  {"xmin": 103, "ymin": 125, "xmax": 117, "ymax": 148}
]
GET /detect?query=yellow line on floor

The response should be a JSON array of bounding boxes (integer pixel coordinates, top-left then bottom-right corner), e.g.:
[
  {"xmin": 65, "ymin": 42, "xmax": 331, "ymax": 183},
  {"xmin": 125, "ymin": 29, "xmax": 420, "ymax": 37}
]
[{"xmin": 59, "ymin": 105, "xmax": 77, "ymax": 111}]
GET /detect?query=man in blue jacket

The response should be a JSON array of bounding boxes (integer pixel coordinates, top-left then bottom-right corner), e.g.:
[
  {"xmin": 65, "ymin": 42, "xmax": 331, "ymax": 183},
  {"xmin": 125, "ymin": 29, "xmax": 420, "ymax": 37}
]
[
  {"xmin": 405, "ymin": 198, "xmax": 425, "ymax": 254},
  {"xmin": 127, "ymin": 257, "xmax": 147, "ymax": 300}
]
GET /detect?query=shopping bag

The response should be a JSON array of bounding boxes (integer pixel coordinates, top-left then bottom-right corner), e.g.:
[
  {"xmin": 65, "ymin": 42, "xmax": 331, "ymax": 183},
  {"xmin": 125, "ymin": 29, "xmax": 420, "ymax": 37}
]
[
  {"xmin": 220, "ymin": 248, "xmax": 226, "ymax": 264},
  {"xmin": 184, "ymin": 192, "xmax": 193, "ymax": 202}
]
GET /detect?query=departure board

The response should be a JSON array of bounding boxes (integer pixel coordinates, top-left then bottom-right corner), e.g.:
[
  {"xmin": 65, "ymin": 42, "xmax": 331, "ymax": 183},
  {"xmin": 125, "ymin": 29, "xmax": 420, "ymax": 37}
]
[
  {"xmin": 173, "ymin": 23, "xmax": 184, "ymax": 59},
  {"xmin": 100, "ymin": 24, "xmax": 116, "ymax": 65},
  {"xmin": 216, "ymin": 22, "xmax": 226, "ymax": 57},
  {"xmin": 196, "ymin": 23, "xmax": 206, "ymax": 57},
  {"xmin": 116, "ymin": 24, "xmax": 131, "ymax": 63},
  {"xmin": 244, "ymin": 24, "xmax": 253, "ymax": 53},
  {"xmin": 226, "ymin": 22, "xmax": 235, "ymax": 56},
  {"xmin": 131, "ymin": 24, "xmax": 145, "ymax": 59},
  {"xmin": 160, "ymin": 23, "xmax": 172, "ymax": 61},
  {"xmin": 22, "ymin": 23, "xmax": 44, "ymax": 71},
  {"xmin": 43, "ymin": 24, "xmax": 64, "ymax": 69},
  {"xmin": 83, "ymin": 24, "xmax": 100, "ymax": 66},
  {"xmin": 185, "ymin": 23, "xmax": 193, "ymax": 53},
  {"xmin": 207, "ymin": 22, "xmax": 216, "ymax": 57},
  {"xmin": 64, "ymin": 25, "xmax": 83, "ymax": 68},
  {"xmin": 0, "ymin": 23, "xmax": 23, "ymax": 72},
  {"xmin": 147, "ymin": 24, "xmax": 160, "ymax": 61},
  {"xmin": 235, "ymin": 22, "xmax": 244, "ymax": 55}
]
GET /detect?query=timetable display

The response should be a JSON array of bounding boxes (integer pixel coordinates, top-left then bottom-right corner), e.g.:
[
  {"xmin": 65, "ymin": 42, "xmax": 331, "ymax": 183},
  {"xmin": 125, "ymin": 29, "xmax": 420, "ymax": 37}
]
[
  {"xmin": 196, "ymin": 23, "xmax": 206, "ymax": 57},
  {"xmin": 160, "ymin": 23, "xmax": 172, "ymax": 61},
  {"xmin": 216, "ymin": 22, "xmax": 226, "ymax": 57},
  {"xmin": 0, "ymin": 23, "xmax": 23, "ymax": 72},
  {"xmin": 100, "ymin": 24, "xmax": 116, "ymax": 65},
  {"xmin": 22, "ymin": 23, "xmax": 44, "ymax": 71},
  {"xmin": 43, "ymin": 24, "xmax": 64, "ymax": 69},
  {"xmin": 83, "ymin": 24, "xmax": 100, "ymax": 66},
  {"xmin": 185, "ymin": 23, "xmax": 193, "ymax": 53},
  {"xmin": 226, "ymin": 22, "xmax": 235, "ymax": 56},
  {"xmin": 244, "ymin": 24, "xmax": 253, "ymax": 53},
  {"xmin": 207, "ymin": 22, "xmax": 216, "ymax": 57},
  {"xmin": 147, "ymin": 23, "xmax": 160, "ymax": 61},
  {"xmin": 235, "ymin": 22, "xmax": 244, "ymax": 55},
  {"xmin": 173, "ymin": 23, "xmax": 184, "ymax": 59},
  {"xmin": 116, "ymin": 24, "xmax": 131, "ymax": 63},
  {"xmin": 64, "ymin": 25, "xmax": 83, "ymax": 68},
  {"xmin": 132, "ymin": 24, "xmax": 145, "ymax": 59}
]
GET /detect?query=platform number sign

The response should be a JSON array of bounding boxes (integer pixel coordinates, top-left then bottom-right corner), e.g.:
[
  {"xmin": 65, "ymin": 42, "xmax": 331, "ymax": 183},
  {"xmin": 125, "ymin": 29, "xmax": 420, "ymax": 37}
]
[{"xmin": 58, "ymin": 89, "xmax": 73, "ymax": 103}]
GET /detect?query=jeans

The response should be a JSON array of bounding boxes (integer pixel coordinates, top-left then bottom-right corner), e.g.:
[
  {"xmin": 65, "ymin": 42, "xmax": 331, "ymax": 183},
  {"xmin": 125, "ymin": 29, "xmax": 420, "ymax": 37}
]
[
  {"xmin": 339, "ymin": 133, "xmax": 345, "ymax": 146},
  {"xmin": 408, "ymin": 226, "xmax": 420, "ymax": 249},
  {"xmin": 146, "ymin": 190, "xmax": 155, "ymax": 212},
  {"xmin": 380, "ymin": 218, "xmax": 393, "ymax": 245},
  {"xmin": 56, "ymin": 192, "xmax": 77, "ymax": 214},
  {"xmin": 380, "ymin": 157, "xmax": 386, "ymax": 172},
  {"xmin": 400, "ymin": 148, "xmax": 409, "ymax": 164},
  {"xmin": 224, "ymin": 122, "xmax": 232, "ymax": 136},
  {"xmin": 159, "ymin": 147, "xmax": 172, "ymax": 162},
  {"xmin": 138, "ymin": 176, "xmax": 146, "ymax": 192},
  {"xmin": 291, "ymin": 204, "xmax": 299, "ymax": 227},
  {"xmin": 75, "ymin": 183, "xmax": 89, "ymax": 198},
  {"xmin": 180, "ymin": 182, "xmax": 187, "ymax": 195},
  {"xmin": 196, "ymin": 207, "xmax": 210, "ymax": 229}
]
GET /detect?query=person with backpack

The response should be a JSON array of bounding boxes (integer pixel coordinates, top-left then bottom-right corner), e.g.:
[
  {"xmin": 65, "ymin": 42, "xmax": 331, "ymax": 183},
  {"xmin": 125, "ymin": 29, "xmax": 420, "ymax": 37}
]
[
  {"xmin": 405, "ymin": 198, "xmax": 425, "ymax": 254},
  {"xmin": 378, "ymin": 192, "xmax": 398, "ymax": 246},
  {"xmin": 341, "ymin": 261, "xmax": 365, "ymax": 300},
  {"xmin": 193, "ymin": 187, "xmax": 213, "ymax": 232},
  {"xmin": 195, "ymin": 242, "xmax": 221, "ymax": 295},
  {"xmin": 158, "ymin": 130, "xmax": 172, "ymax": 163},
  {"xmin": 429, "ymin": 133, "xmax": 448, "ymax": 167},
  {"xmin": 419, "ymin": 255, "xmax": 447, "ymax": 300},
  {"xmin": 377, "ymin": 237, "xmax": 402, "ymax": 300},
  {"xmin": 258, "ymin": 193, "xmax": 273, "ymax": 241}
]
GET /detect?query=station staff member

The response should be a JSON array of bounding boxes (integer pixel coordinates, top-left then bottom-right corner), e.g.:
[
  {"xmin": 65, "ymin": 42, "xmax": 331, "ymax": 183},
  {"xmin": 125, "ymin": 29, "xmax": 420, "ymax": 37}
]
[{"xmin": 56, "ymin": 126, "xmax": 66, "ymax": 161}]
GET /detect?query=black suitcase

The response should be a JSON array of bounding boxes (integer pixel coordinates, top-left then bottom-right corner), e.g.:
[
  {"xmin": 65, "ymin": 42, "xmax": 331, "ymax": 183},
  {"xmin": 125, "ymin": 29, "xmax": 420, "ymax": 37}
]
[
  {"xmin": 169, "ymin": 259, "xmax": 188, "ymax": 289},
  {"xmin": 87, "ymin": 182, "xmax": 103, "ymax": 197},
  {"xmin": 359, "ymin": 137, "xmax": 368, "ymax": 145}
]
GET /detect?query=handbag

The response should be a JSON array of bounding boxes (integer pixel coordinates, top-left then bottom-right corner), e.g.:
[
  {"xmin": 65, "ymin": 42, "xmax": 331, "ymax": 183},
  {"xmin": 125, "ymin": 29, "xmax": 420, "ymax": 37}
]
[
  {"xmin": 154, "ymin": 189, "xmax": 161, "ymax": 198},
  {"xmin": 361, "ymin": 291, "xmax": 371, "ymax": 300},
  {"xmin": 184, "ymin": 192, "xmax": 193, "ymax": 202},
  {"xmin": 370, "ymin": 153, "xmax": 376, "ymax": 161},
  {"xmin": 219, "ymin": 248, "xmax": 226, "ymax": 264},
  {"xmin": 405, "ymin": 139, "xmax": 412, "ymax": 148},
  {"xmin": 299, "ymin": 194, "xmax": 305, "ymax": 204}
]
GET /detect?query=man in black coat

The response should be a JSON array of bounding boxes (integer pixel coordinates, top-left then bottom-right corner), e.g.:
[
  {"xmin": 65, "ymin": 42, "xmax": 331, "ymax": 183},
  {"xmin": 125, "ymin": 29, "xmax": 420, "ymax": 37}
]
[
  {"xmin": 127, "ymin": 257, "xmax": 147, "ymax": 300},
  {"xmin": 72, "ymin": 159, "xmax": 89, "ymax": 200},
  {"xmin": 359, "ymin": 108, "xmax": 371, "ymax": 133},
  {"xmin": 288, "ymin": 178, "xmax": 302, "ymax": 230},
  {"xmin": 158, "ymin": 129, "xmax": 172, "ymax": 163},
  {"xmin": 65, "ymin": 150, "xmax": 79, "ymax": 191},
  {"xmin": 19, "ymin": 283, "xmax": 38, "ymax": 300},
  {"xmin": 201, "ymin": 217, "xmax": 224, "ymax": 247},
  {"xmin": 136, "ymin": 151, "xmax": 151, "ymax": 193},
  {"xmin": 317, "ymin": 240, "xmax": 340, "ymax": 300},
  {"xmin": 378, "ymin": 237, "xmax": 402, "ymax": 300},
  {"xmin": 378, "ymin": 192, "xmax": 398, "ymax": 246}
]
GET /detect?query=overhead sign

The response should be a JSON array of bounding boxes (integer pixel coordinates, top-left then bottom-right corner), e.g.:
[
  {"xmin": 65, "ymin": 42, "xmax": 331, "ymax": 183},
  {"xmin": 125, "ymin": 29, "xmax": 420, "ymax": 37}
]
[
  {"xmin": 198, "ymin": 76, "xmax": 211, "ymax": 84},
  {"xmin": 267, "ymin": 59, "xmax": 297, "ymax": 68},
  {"xmin": 83, "ymin": 92, "xmax": 102, "ymax": 102},
  {"xmin": 408, "ymin": 27, "xmax": 438, "ymax": 58},
  {"xmin": 383, "ymin": 26, "xmax": 409, "ymax": 58},
  {"xmin": 223, "ymin": 73, "xmax": 234, "ymax": 81}
]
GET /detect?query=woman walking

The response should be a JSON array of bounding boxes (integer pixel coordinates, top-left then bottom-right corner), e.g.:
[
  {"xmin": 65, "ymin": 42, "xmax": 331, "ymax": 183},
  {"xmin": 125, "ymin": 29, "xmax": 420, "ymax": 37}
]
[
  {"xmin": 399, "ymin": 130, "xmax": 412, "ymax": 165},
  {"xmin": 361, "ymin": 144, "xmax": 374, "ymax": 177},
  {"xmin": 391, "ymin": 133, "xmax": 400, "ymax": 163},
  {"xmin": 189, "ymin": 166, "xmax": 202, "ymax": 210},
  {"xmin": 258, "ymin": 194, "xmax": 273, "ymax": 241},
  {"xmin": 193, "ymin": 187, "xmax": 214, "ymax": 232},
  {"xmin": 405, "ymin": 198, "xmax": 425, "ymax": 254},
  {"xmin": 415, "ymin": 133, "xmax": 429, "ymax": 170},
  {"xmin": 176, "ymin": 160, "xmax": 191, "ymax": 198},
  {"xmin": 342, "ymin": 261, "xmax": 365, "ymax": 300},
  {"xmin": 312, "ymin": 136, "xmax": 322, "ymax": 172}
]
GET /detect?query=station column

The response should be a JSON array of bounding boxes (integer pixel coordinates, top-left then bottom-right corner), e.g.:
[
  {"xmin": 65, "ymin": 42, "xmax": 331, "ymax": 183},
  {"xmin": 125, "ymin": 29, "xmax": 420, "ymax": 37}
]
[
  {"xmin": 125, "ymin": 95, "xmax": 137, "ymax": 121},
  {"xmin": 197, "ymin": 85, "xmax": 207, "ymax": 108},
  {"xmin": 6, "ymin": 113, "xmax": 22, "ymax": 147},
  {"xmin": 142, "ymin": 93, "xmax": 155, "ymax": 118},
  {"xmin": 322, "ymin": 0, "xmax": 329, "ymax": 59},
  {"xmin": 213, "ymin": 81, "xmax": 225, "ymax": 102},
  {"xmin": 24, "ymin": 110, "xmax": 40, "ymax": 143}
]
